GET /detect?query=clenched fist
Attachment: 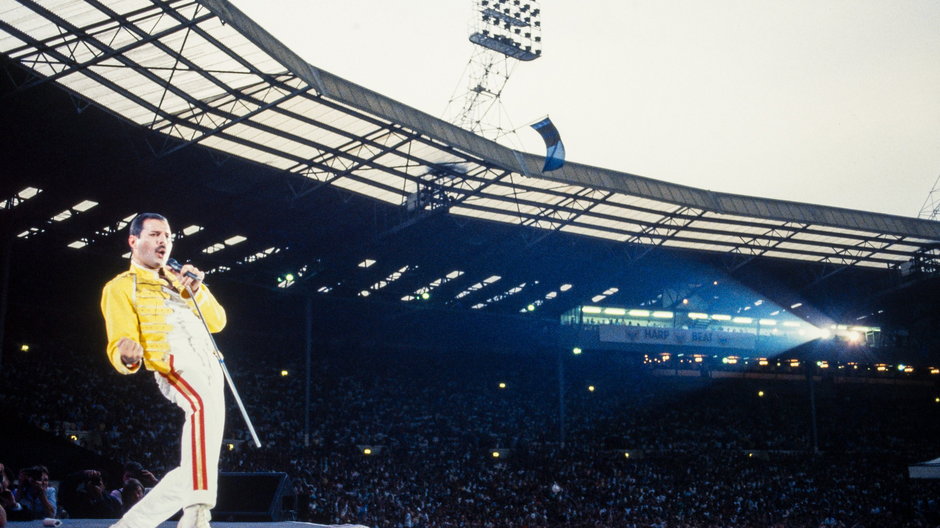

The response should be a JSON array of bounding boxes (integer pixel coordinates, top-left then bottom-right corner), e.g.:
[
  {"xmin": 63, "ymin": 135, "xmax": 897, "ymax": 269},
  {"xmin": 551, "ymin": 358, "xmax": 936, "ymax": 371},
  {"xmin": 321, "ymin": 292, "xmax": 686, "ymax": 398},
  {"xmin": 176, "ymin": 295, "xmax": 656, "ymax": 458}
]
[{"xmin": 117, "ymin": 337, "xmax": 143, "ymax": 367}]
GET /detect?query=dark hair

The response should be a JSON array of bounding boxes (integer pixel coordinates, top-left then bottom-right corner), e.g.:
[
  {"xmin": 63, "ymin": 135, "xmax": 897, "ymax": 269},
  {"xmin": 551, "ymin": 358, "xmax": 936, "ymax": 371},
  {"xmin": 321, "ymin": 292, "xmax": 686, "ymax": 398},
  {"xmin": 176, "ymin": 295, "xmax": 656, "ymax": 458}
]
[
  {"xmin": 123, "ymin": 478, "xmax": 143, "ymax": 492},
  {"xmin": 121, "ymin": 478, "xmax": 145, "ymax": 509},
  {"xmin": 129, "ymin": 213, "xmax": 168, "ymax": 237},
  {"xmin": 23, "ymin": 466, "xmax": 47, "ymax": 480}
]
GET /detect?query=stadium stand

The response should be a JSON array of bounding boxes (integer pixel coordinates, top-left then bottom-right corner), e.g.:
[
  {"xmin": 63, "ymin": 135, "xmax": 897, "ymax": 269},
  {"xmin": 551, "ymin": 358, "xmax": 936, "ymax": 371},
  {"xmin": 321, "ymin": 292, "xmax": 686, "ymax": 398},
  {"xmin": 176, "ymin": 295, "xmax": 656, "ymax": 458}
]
[{"xmin": 2, "ymin": 340, "xmax": 939, "ymax": 527}]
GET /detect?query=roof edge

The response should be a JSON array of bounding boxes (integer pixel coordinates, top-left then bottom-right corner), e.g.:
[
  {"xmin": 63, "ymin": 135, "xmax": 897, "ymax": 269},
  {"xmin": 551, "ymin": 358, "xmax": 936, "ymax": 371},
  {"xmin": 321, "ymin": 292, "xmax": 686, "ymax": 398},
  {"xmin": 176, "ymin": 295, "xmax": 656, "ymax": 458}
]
[{"xmin": 201, "ymin": 0, "xmax": 940, "ymax": 242}]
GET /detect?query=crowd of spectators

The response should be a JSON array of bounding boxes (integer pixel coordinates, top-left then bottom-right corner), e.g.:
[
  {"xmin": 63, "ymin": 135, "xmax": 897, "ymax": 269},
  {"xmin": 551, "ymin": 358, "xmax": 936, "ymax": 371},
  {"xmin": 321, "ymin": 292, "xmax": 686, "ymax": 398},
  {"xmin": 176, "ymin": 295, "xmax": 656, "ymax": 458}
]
[
  {"xmin": 0, "ymin": 463, "xmax": 56, "ymax": 523},
  {"xmin": 1, "ymin": 342, "xmax": 939, "ymax": 527}
]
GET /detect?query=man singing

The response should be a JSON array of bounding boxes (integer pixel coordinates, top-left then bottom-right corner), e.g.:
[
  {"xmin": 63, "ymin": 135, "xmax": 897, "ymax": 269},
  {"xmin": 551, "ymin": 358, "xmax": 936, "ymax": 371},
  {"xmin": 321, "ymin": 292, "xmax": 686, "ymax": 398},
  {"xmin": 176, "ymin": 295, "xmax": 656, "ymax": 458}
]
[{"xmin": 101, "ymin": 213, "xmax": 226, "ymax": 528}]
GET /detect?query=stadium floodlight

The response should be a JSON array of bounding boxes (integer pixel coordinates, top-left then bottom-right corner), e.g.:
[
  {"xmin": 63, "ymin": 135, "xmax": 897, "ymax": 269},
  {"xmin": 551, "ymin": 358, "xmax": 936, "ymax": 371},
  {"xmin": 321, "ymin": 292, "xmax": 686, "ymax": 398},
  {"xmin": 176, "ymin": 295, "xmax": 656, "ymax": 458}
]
[
  {"xmin": 52, "ymin": 200, "xmax": 98, "ymax": 222},
  {"xmin": 572, "ymin": 347, "xmax": 582, "ymax": 355},
  {"xmin": 470, "ymin": 0, "xmax": 542, "ymax": 61},
  {"xmin": 19, "ymin": 187, "xmax": 41, "ymax": 199},
  {"xmin": 277, "ymin": 273, "xmax": 296, "ymax": 289},
  {"xmin": 73, "ymin": 199, "xmax": 98, "ymax": 212},
  {"xmin": 202, "ymin": 242, "xmax": 225, "ymax": 254},
  {"xmin": 453, "ymin": 275, "xmax": 501, "ymax": 301},
  {"xmin": 444, "ymin": 0, "xmax": 544, "ymax": 137},
  {"xmin": 407, "ymin": 270, "xmax": 464, "ymax": 302},
  {"xmin": 239, "ymin": 247, "xmax": 281, "ymax": 265}
]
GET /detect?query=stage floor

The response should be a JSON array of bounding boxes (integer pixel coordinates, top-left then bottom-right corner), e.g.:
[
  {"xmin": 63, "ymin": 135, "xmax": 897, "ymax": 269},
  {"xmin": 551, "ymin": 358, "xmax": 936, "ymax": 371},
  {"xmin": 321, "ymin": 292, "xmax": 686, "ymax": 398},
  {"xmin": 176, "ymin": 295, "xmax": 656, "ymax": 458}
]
[{"xmin": 6, "ymin": 522, "xmax": 368, "ymax": 528}]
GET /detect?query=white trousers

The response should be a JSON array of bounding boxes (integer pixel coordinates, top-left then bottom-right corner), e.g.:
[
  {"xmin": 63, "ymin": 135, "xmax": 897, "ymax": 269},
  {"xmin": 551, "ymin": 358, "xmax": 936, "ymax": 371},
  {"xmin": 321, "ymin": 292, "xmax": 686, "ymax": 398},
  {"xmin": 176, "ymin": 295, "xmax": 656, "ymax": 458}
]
[{"xmin": 120, "ymin": 343, "xmax": 225, "ymax": 528}]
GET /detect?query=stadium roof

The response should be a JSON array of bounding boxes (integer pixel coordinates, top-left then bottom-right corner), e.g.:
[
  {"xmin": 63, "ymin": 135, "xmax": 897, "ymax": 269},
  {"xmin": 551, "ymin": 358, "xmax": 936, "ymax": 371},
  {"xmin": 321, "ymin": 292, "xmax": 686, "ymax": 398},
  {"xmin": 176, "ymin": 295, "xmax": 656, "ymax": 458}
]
[{"xmin": 2, "ymin": 0, "xmax": 940, "ymax": 325}]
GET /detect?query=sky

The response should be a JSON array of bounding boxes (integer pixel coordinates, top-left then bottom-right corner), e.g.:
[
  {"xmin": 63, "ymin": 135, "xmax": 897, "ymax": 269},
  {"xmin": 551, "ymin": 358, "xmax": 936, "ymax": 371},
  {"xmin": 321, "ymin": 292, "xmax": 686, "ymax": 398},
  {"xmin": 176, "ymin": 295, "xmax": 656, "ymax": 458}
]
[{"xmin": 230, "ymin": 0, "xmax": 940, "ymax": 219}]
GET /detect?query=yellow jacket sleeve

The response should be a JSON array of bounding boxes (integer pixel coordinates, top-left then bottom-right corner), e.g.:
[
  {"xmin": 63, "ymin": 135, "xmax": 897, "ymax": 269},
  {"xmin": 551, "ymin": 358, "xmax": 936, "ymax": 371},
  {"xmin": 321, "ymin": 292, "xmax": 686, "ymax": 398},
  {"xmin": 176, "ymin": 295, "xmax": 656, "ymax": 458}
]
[
  {"xmin": 100, "ymin": 275, "xmax": 142, "ymax": 375},
  {"xmin": 191, "ymin": 284, "xmax": 226, "ymax": 333}
]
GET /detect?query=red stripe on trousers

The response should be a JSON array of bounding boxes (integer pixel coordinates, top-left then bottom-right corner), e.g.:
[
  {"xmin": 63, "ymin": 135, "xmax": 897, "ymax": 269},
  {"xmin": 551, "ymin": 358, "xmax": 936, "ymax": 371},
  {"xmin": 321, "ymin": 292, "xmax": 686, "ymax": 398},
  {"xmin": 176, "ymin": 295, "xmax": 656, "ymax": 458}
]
[{"xmin": 163, "ymin": 356, "xmax": 209, "ymax": 490}]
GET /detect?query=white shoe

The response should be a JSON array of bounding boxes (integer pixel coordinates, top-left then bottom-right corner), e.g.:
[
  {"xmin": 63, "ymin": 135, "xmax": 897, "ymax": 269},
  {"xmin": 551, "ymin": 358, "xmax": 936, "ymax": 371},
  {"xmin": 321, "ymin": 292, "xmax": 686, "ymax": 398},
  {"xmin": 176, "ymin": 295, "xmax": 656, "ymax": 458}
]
[
  {"xmin": 178, "ymin": 504, "xmax": 212, "ymax": 528},
  {"xmin": 194, "ymin": 504, "xmax": 211, "ymax": 528}
]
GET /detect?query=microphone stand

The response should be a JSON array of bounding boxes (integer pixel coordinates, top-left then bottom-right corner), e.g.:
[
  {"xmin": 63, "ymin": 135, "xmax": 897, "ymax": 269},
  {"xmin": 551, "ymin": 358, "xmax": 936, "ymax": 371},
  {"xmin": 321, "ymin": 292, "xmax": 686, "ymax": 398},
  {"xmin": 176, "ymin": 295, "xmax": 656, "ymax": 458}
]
[{"xmin": 181, "ymin": 278, "xmax": 262, "ymax": 448}]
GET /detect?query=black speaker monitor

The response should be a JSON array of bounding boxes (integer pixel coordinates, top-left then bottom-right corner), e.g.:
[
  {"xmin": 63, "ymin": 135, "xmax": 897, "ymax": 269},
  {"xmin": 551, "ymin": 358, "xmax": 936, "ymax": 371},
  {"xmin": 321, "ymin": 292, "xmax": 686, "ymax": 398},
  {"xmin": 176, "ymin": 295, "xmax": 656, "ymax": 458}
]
[{"xmin": 214, "ymin": 472, "xmax": 290, "ymax": 522}]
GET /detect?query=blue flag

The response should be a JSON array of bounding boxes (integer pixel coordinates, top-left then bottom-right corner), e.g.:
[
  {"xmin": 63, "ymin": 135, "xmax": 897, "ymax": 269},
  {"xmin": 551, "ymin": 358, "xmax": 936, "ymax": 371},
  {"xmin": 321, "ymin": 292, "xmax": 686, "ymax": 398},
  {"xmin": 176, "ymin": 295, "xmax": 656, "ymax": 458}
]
[{"xmin": 531, "ymin": 117, "xmax": 566, "ymax": 172}]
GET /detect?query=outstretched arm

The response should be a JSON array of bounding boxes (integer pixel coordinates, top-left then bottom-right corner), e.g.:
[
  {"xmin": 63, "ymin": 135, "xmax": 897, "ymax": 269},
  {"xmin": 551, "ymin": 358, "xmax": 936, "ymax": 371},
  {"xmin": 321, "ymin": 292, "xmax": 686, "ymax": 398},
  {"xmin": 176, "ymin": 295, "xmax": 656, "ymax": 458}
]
[{"xmin": 100, "ymin": 277, "xmax": 143, "ymax": 374}]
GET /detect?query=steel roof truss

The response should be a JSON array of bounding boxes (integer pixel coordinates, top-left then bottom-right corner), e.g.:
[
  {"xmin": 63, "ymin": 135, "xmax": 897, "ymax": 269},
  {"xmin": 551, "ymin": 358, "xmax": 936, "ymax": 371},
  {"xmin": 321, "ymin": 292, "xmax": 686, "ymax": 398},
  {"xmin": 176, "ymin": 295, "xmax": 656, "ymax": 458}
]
[
  {"xmin": 9, "ymin": 2, "xmax": 213, "ymax": 94},
  {"xmin": 4, "ymin": 0, "xmax": 938, "ymax": 272}
]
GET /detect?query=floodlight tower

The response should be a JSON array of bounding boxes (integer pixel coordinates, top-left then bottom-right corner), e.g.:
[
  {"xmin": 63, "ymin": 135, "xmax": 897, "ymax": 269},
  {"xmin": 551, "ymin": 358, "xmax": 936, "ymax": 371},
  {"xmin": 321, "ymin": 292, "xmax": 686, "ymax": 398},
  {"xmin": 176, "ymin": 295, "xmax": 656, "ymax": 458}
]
[
  {"xmin": 918, "ymin": 173, "xmax": 940, "ymax": 220},
  {"xmin": 444, "ymin": 0, "xmax": 543, "ymax": 140}
]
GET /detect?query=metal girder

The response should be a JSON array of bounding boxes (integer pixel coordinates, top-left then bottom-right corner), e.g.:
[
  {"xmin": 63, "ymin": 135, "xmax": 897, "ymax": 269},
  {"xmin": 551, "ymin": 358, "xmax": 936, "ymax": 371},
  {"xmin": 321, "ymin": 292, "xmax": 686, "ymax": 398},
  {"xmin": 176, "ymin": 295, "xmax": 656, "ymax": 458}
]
[{"xmin": 2, "ymin": 0, "xmax": 939, "ymax": 283}]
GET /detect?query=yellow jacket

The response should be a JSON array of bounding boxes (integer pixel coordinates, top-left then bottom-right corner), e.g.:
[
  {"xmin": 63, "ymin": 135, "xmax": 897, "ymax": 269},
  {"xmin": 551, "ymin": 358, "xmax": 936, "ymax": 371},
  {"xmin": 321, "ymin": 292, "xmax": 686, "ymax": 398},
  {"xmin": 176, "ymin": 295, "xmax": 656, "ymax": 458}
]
[{"xmin": 101, "ymin": 262, "xmax": 226, "ymax": 375}]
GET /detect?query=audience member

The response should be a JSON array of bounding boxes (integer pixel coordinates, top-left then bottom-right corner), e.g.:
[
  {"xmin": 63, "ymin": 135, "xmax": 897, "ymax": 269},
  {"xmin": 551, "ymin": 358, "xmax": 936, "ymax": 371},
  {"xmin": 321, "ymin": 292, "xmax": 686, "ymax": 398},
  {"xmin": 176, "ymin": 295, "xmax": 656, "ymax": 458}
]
[
  {"xmin": 118, "ymin": 478, "xmax": 145, "ymax": 514},
  {"xmin": 60, "ymin": 470, "xmax": 121, "ymax": 519},
  {"xmin": 3, "ymin": 343, "xmax": 940, "ymax": 527},
  {"xmin": 109, "ymin": 461, "xmax": 157, "ymax": 507},
  {"xmin": 0, "ymin": 463, "xmax": 13, "ymax": 527},
  {"xmin": 11, "ymin": 465, "xmax": 56, "ymax": 520}
]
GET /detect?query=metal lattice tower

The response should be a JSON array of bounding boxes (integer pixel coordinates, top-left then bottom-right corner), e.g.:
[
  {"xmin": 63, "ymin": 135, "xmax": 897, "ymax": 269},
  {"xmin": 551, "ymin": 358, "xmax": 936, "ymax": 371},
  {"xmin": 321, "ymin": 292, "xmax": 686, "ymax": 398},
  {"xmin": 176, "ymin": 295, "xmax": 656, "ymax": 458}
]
[
  {"xmin": 918, "ymin": 174, "xmax": 940, "ymax": 220},
  {"xmin": 443, "ymin": 0, "xmax": 543, "ymax": 140}
]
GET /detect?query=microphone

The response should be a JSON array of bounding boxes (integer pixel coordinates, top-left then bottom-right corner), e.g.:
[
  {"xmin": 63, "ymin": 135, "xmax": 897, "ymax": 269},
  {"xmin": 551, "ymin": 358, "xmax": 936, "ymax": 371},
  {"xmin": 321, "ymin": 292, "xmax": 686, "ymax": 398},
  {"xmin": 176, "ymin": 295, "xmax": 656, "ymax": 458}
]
[{"xmin": 167, "ymin": 258, "xmax": 201, "ymax": 281}]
